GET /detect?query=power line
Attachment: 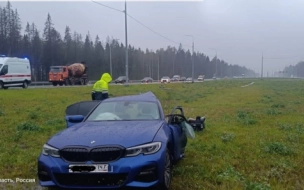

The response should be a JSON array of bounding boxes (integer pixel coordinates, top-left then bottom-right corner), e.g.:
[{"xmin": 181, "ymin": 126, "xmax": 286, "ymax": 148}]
[
  {"xmin": 91, "ymin": 0, "xmax": 191, "ymax": 49},
  {"xmin": 91, "ymin": 0, "xmax": 123, "ymax": 13},
  {"xmin": 126, "ymin": 13, "xmax": 187, "ymax": 47},
  {"xmin": 264, "ymin": 55, "xmax": 302, "ymax": 60}
]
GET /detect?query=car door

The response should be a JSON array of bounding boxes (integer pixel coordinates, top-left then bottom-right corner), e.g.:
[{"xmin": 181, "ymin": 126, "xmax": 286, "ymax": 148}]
[
  {"xmin": 167, "ymin": 106, "xmax": 188, "ymax": 160},
  {"xmin": 65, "ymin": 101, "xmax": 101, "ymax": 128}
]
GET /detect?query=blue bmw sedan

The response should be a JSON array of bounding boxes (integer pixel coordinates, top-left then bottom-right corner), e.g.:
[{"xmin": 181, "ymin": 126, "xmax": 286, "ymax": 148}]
[{"xmin": 38, "ymin": 92, "xmax": 190, "ymax": 189}]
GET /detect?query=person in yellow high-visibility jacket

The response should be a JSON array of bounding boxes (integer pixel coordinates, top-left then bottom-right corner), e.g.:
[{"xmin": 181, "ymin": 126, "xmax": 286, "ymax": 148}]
[{"xmin": 92, "ymin": 73, "xmax": 112, "ymax": 100}]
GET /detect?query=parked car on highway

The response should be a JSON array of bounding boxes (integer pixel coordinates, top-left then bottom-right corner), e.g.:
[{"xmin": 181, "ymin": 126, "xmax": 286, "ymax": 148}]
[
  {"xmin": 38, "ymin": 92, "xmax": 203, "ymax": 189},
  {"xmin": 141, "ymin": 77, "xmax": 153, "ymax": 83},
  {"xmin": 186, "ymin": 77, "xmax": 194, "ymax": 83},
  {"xmin": 114, "ymin": 76, "xmax": 127, "ymax": 84},
  {"xmin": 161, "ymin": 76, "xmax": 170, "ymax": 83}
]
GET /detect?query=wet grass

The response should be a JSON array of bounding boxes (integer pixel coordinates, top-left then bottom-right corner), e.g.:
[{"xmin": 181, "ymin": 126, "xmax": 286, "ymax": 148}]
[{"xmin": 0, "ymin": 78, "xmax": 304, "ymax": 189}]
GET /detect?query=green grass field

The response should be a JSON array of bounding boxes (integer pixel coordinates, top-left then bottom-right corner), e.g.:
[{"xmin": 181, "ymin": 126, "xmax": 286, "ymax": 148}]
[{"xmin": 0, "ymin": 79, "xmax": 304, "ymax": 190}]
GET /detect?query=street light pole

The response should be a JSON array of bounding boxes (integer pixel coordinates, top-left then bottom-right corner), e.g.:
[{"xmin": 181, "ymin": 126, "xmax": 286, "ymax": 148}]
[
  {"xmin": 209, "ymin": 48, "xmax": 217, "ymax": 78},
  {"xmin": 124, "ymin": 0, "xmax": 129, "ymax": 86},
  {"xmin": 261, "ymin": 53, "xmax": 263, "ymax": 78},
  {"xmin": 109, "ymin": 38, "xmax": 119, "ymax": 77},
  {"xmin": 185, "ymin": 35, "xmax": 194, "ymax": 82},
  {"xmin": 158, "ymin": 53, "xmax": 160, "ymax": 82},
  {"xmin": 109, "ymin": 42, "xmax": 112, "ymax": 76}
]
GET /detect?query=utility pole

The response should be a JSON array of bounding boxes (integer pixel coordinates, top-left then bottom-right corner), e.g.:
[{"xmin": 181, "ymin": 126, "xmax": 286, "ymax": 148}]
[
  {"xmin": 158, "ymin": 54, "xmax": 160, "ymax": 82},
  {"xmin": 192, "ymin": 40, "xmax": 194, "ymax": 82},
  {"xmin": 124, "ymin": 0, "xmax": 129, "ymax": 86},
  {"xmin": 185, "ymin": 35, "xmax": 194, "ymax": 82},
  {"xmin": 172, "ymin": 52, "xmax": 176, "ymax": 76},
  {"xmin": 261, "ymin": 53, "xmax": 263, "ymax": 78},
  {"xmin": 152, "ymin": 54, "xmax": 154, "ymax": 78},
  {"xmin": 215, "ymin": 54, "xmax": 217, "ymax": 78},
  {"xmin": 109, "ymin": 42, "xmax": 112, "ymax": 76},
  {"xmin": 109, "ymin": 38, "xmax": 119, "ymax": 78},
  {"xmin": 209, "ymin": 48, "xmax": 217, "ymax": 78}
]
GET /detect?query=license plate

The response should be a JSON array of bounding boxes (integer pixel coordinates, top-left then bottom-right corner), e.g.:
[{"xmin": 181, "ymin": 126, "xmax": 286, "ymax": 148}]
[{"xmin": 69, "ymin": 164, "xmax": 111, "ymax": 173}]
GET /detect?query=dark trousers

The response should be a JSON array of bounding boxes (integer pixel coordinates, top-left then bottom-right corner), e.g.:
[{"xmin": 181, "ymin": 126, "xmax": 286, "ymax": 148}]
[
  {"xmin": 91, "ymin": 92, "xmax": 95, "ymax": 100},
  {"xmin": 94, "ymin": 92, "xmax": 109, "ymax": 101},
  {"xmin": 102, "ymin": 93, "xmax": 109, "ymax": 100}
]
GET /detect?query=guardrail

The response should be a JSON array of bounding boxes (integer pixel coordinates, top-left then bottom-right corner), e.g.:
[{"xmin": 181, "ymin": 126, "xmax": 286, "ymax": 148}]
[
  {"xmin": 30, "ymin": 81, "xmax": 97, "ymax": 86},
  {"xmin": 30, "ymin": 79, "xmax": 212, "ymax": 86},
  {"xmin": 30, "ymin": 80, "xmax": 144, "ymax": 86},
  {"xmin": 30, "ymin": 81, "xmax": 51, "ymax": 86}
]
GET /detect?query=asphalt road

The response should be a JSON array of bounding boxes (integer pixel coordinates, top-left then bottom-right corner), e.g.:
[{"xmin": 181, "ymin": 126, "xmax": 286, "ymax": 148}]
[{"xmin": 26, "ymin": 80, "xmax": 212, "ymax": 89}]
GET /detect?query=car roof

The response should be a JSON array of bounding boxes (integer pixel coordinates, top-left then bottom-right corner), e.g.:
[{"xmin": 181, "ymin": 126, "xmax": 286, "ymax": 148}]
[{"xmin": 103, "ymin": 91, "xmax": 159, "ymax": 103}]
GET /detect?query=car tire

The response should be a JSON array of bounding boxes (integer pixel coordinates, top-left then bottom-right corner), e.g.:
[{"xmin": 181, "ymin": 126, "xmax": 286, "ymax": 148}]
[
  {"xmin": 0, "ymin": 81, "xmax": 4, "ymax": 89},
  {"xmin": 64, "ymin": 80, "xmax": 69, "ymax": 86},
  {"xmin": 158, "ymin": 149, "xmax": 172, "ymax": 190},
  {"xmin": 22, "ymin": 81, "xmax": 28, "ymax": 89}
]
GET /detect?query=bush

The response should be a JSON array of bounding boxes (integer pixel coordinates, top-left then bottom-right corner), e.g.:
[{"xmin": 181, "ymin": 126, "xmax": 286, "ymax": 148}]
[
  {"xmin": 16, "ymin": 122, "xmax": 40, "ymax": 132},
  {"xmin": 263, "ymin": 142, "xmax": 293, "ymax": 156}
]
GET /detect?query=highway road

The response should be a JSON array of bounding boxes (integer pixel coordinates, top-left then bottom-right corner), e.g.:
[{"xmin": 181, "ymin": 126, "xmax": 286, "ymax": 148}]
[{"xmin": 26, "ymin": 79, "xmax": 212, "ymax": 89}]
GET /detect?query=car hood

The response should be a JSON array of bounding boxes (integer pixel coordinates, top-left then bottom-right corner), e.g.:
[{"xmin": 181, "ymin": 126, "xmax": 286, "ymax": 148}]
[{"xmin": 47, "ymin": 120, "xmax": 164, "ymax": 149}]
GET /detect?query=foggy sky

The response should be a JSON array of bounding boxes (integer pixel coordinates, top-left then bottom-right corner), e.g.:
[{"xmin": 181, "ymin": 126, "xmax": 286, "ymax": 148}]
[{"xmin": 1, "ymin": 0, "xmax": 304, "ymax": 75}]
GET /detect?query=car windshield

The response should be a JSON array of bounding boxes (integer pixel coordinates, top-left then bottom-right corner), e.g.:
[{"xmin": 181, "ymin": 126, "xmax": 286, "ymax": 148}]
[
  {"xmin": 86, "ymin": 101, "xmax": 160, "ymax": 121},
  {"xmin": 50, "ymin": 66, "xmax": 63, "ymax": 73},
  {"xmin": 173, "ymin": 75, "xmax": 179, "ymax": 78},
  {"xmin": 162, "ymin": 76, "xmax": 169, "ymax": 79},
  {"xmin": 118, "ymin": 76, "xmax": 125, "ymax": 79}
]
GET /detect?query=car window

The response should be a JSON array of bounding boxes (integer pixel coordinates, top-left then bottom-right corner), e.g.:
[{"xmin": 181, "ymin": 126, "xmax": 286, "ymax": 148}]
[
  {"xmin": 86, "ymin": 101, "xmax": 160, "ymax": 121},
  {"xmin": 50, "ymin": 66, "xmax": 63, "ymax": 73},
  {"xmin": 0, "ymin": 65, "xmax": 8, "ymax": 75}
]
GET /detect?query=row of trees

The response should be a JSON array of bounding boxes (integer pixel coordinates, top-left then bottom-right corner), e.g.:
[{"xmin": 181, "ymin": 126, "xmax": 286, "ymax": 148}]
[
  {"xmin": 0, "ymin": 1, "xmax": 256, "ymax": 81},
  {"xmin": 283, "ymin": 61, "xmax": 304, "ymax": 78}
]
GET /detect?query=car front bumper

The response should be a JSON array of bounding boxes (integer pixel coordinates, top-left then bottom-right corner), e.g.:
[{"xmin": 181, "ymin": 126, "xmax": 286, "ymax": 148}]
[{"xmin": 38, "ymin": 145, "xmax": 166, "ymax": 189}]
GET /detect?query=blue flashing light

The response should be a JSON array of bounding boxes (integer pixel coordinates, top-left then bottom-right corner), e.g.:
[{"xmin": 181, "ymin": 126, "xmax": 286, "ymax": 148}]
[
  {"xmin": 24, "ymin": 57, "xmax": 28, "ymax": 60},
  {"xmin": 0, "ymin": 55, "xmax": 6, "ymax": 57}
]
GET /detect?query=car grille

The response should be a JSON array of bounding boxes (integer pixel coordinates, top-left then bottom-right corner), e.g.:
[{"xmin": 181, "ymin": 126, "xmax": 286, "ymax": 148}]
[
  {"xmin": 60, "ymin": 146, "xmax": 124, "ymax": 163},
  {"xmin": 54, "ymin": 173, "xmax": 128, "ymax": 187}
]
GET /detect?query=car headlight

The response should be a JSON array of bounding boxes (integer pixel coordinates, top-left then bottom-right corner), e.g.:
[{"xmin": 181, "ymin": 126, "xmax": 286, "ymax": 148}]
[
  {"xmin": 125, "ymin": 142, "xmax": 161, "ymax": 157},
  {"xmin": 42, "ymin": 144, "xmax": 60, "ymax": 157}
]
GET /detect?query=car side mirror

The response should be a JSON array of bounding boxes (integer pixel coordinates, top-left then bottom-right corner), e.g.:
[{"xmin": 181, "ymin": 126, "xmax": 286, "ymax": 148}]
[{"xmin": 65, "ymin": 115, "xmax": 84, "ymax": 128}]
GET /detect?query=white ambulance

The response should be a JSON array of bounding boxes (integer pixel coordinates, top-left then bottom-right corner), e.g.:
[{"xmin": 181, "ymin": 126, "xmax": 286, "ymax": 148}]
[{"xmin": 0, "ymin": 56, "xmax": 31, "ymax": 89}]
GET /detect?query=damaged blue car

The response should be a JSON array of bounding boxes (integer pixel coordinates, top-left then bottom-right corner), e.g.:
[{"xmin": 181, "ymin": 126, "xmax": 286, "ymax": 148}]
[{"xmin": 38, "ymin": 92, "xmax": 205, "ymax": 189}]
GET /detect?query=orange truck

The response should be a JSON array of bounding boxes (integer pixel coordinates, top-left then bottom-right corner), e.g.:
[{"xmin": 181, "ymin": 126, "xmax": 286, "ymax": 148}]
[{"xmin": 49, "ymin": 63, "xmax": 88, "ymax": 86}]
